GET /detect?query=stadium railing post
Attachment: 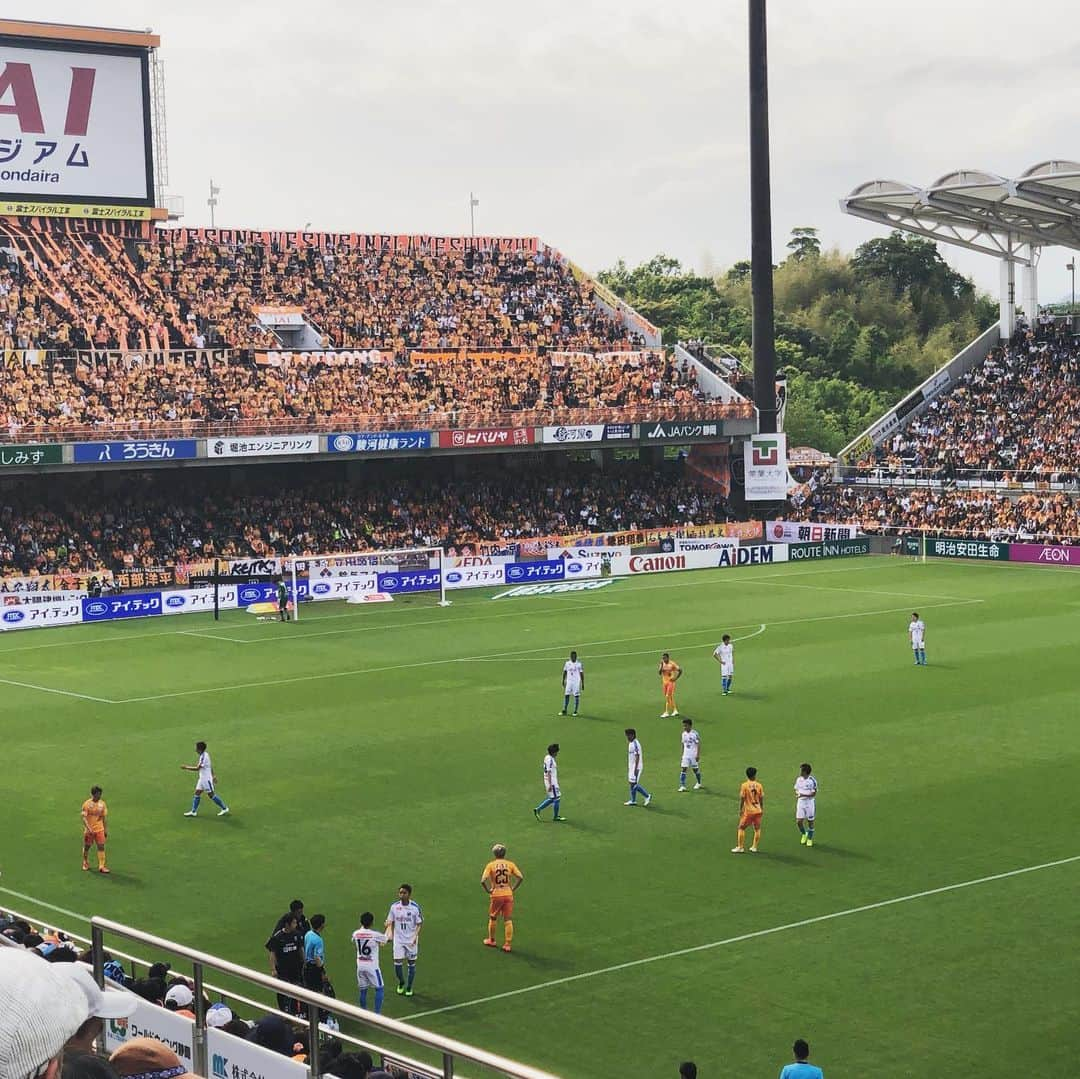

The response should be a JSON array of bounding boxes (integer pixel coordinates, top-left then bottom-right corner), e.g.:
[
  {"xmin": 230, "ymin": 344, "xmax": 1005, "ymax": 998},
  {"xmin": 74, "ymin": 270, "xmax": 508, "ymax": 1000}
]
[
  {"xmin": 307, "ymin": 1001, "xmax": 321, "ymax": 1074},
  {"xmin": 442, "ymin": 1051, "xmax": 455, "ymax": 1078},
  {"xmin": 291, "ymin": 556, "xmax": 300, "ymax": 623},
  {"xmin": 193, "ymin": 961, "xmax": 208, "ymax": 1077}
]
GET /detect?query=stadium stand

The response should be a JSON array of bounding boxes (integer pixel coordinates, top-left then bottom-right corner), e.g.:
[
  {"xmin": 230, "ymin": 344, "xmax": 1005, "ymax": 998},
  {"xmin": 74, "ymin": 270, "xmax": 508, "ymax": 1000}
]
[
  {"xmin": 791, "ymin": 323, "xmax": 1080, "ymax": 542},
  {"xmin": 0, "ymin": 464, "xmax": 733, "ymax": 578},
  {"xmin": 0, "ymin": 226, "xmax": 750, "ymax": 440}
]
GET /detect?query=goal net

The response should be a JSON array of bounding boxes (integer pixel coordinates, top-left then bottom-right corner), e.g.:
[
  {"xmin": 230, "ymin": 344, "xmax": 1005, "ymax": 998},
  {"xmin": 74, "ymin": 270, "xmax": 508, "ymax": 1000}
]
[{"xmin": 284, "ymin": 547, "xmax": 447, "ymax": 619}]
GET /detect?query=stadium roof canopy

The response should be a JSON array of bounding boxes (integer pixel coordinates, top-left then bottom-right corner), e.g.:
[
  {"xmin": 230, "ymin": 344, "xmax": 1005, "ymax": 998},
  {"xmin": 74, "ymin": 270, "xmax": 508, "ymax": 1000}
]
[{"xmin": 841, "ymin": 160, "xmax": 1080, "ymax": 261}]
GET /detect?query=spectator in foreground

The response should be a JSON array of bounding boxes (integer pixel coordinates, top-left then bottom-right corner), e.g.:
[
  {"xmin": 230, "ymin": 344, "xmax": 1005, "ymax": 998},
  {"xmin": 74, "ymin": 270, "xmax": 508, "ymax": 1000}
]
[
  {"xmin": 679, "ymin": 1064, "xmax": 698, "ymax": 1079},
  {"xmin": 0, "ymin": 949, "xmax": 89, "ymax": 1079},
  {"xmin": 62, "ymin": 1054, "xmax": 120, "ymax": 1079},
  {"xmin": 60, "ymin": 965, "xmax": 138, "ymax": 1054},
  {"xmin": 779, "ymin": 1038, "xmax": 824, "ymax": 1079},
  {"xmin": 110, "ymin": 1038, "xmax": 199, "ymax": 1079}
]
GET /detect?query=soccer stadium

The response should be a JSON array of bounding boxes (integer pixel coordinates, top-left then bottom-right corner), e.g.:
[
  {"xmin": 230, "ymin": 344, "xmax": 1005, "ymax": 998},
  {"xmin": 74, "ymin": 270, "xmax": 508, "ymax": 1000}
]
[{"xmin": 1, "ymin": 8, "xmax": 1079, "ymax": 1079}]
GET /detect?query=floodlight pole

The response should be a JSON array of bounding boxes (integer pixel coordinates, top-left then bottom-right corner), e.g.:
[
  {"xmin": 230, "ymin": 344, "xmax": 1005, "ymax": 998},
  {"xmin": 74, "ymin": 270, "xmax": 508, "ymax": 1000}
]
[{"xmin": 748, "ymin": 0, "xmax": 777, "ymax": 434}]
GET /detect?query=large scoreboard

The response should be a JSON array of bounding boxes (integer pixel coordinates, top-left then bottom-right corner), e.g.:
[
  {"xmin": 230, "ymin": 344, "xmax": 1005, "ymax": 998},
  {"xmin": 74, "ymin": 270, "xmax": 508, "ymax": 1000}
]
[{"xmin": 0, "ymin": 19, "xmax": 158, "ymax": 214}]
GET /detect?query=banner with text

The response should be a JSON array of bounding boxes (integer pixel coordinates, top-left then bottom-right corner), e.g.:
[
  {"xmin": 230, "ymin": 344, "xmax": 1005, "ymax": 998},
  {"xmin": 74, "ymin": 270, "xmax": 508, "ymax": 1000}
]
[
  {"xmin": 673, "ymin": 537, "xmax": 738, "ymax": 555},
  {"xmin": 0, "ymin": 443, "xmax": 63, "ymax": 467},
  {"xmin": 642, "ymin": 420, "xmax": 722, "ymax": 441},
  {"xmin": 206, "ymin": 1026, "xmax": 308, "ymax": 1079},
  {"xmin": 164, "ymin": 228, "xmax": 539, "ymax": 255},
  {"xmin": 788, "ymin": 538, "xmax": 871, "ymax": 561},
  {"xmin": 82, "ymin": 592, "xmax": 162, "ymax": 622},
  {"xmin": 73, "ymin": 439, "xmax": 198, "ymax": 464},
  {"xmin": 745, "ymin": 433, "xmax": 788, "ymax": 500},
  {"xmin": 105, "ymin": 1004, "xmax": 194, "ymax": 1068},
  {"xmin": 1008, "ymin": 542, "xmax": 1080, "ymax": 566},
  {"xmin": 328, "ymin": 431, "xmax": 433, "ymax": 453},
  {"xmin": 925, "ymin": 536, "xmax": 1010, "ymax": 561},
  {"xmin": 205, "ymin": 436, "xmax": 320, "ymax": 458},
  {"xmin": 614, "ymin": 545, "xmax": 787, "ymax": 576},
  {"xmin": 441, "ymin": 427, "xmax": 536, "ymax": 449},
  {"xmin": 542, "ymin": 425, "xmax": 605, "ymax": 444},
  {"xmin": 0, "ymin": 601, "xmax": 82, "ymax": 630},
  {"xmin": 766, "ymin": 520, "xmax": 858, "ymax": 543}
]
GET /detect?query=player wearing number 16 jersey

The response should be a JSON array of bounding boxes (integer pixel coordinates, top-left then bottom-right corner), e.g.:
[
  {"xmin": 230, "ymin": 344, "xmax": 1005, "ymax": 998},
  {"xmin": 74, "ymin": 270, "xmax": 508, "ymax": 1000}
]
[
  {"xmin": 481, "ymin": 844, "xmax": 523, "ymax": 953},
  {"xmin": 351, "ymin": 911, "xmax": 388, "ymax": 1013}
]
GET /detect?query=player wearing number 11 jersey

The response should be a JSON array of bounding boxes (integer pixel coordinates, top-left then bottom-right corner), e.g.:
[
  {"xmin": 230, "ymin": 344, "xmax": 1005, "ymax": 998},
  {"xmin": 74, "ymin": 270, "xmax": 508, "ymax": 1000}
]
[
  {"xmin": 351, "ymin": 912, "xmax": 388, "ymax": 1013},
  {"xmin": 481, "ymin": 844, "xmax": 523, "ymax": 953}
]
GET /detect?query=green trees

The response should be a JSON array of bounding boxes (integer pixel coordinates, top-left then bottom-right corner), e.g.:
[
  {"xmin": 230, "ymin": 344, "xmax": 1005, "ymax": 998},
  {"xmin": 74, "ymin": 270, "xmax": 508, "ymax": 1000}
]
[{"xmin": 597, "ymin": 231, "xmax": 996, "ymax": 453}]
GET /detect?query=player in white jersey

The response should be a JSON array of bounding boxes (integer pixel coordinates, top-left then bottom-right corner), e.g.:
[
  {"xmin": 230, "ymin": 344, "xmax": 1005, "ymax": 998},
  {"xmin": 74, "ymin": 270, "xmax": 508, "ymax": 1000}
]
[
  {"xmin": 794, "ymin": 763, "xmax": 817, "ymax": 846},
  {"xmin": 351, "ymin": 911, "xmax": 389, "ymax": 1013},
  {"xmin": 181, "ymin": 740, "xmax": 229, "ymax": 817},
  {"xmin": 534, "ymin": 743, "xmax": 567, "ymax": 821},
  {"xmin": 713, "ymin": 634, "xmax": 735, "ymax": 695},
  {"xmin": 624, "ymin": 728, "xmax": 652, "ymax": 806},
  {"xmin": 909, "ymin": 612, "xmax": 926, "ymax": 666},
  {"xmin": 560, "ymin": 650, "xmax": 584, "ymax": 715},
  {"xmin": 385, "ymin": 883, "xmax": 423, "ymax": 997},
  {"xmin": 677, "ymin": 718, "xmax": 702, "ymax": 791}
]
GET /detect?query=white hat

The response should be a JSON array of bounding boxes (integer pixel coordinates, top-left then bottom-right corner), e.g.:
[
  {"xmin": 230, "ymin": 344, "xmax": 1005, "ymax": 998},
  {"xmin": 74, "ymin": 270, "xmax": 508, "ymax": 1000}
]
[
  {"xmin": 164, "ymin": 984, "xmax": 194, "ymax": 1008},
  {"xmin": 0, "ymin": 950, "xmax": 90, "ymax": 1078},
  {"xmin": 204, "ymin": 1003, "xmax": 233, "ymax": 1028},
  {"xmin": 63, "ymin": 965, "xmax": 139, "ymax": 1020}
]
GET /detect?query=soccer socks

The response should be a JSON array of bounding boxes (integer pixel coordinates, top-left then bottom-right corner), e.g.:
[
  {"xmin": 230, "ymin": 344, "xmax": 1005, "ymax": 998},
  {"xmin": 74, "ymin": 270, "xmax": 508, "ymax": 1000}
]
[
  {"xmin": 693, "ymin": 767, "xmax": 702, "ymax": 785},
  {"xmin": 736, "ymin": 827, "xmax": 746, "ymax": 848},
  {"xmin": 488, "ymin": 916, "xmax": 498, "ymax": 940},
  {"xmin": 679, "ymin": 769, "xmax": 687, "ymax": 787},
  {"xmin": 573, "ymin": 694, "xmax": 580, "ymax": 715},
  {"xmin": 190, "ymin": 794, "xmax": 201, "ymax": 814},
  {"xmin": 797, "ymin": 821, "xmax": 806, "ymax": 835},
  {"xmin": 753, "ymin": 826, "xmax": 762, "ymax": 849},
  {"xmin": 807, "ymin": 825, "xmax": 814, "ymax": 840},
  {"xmin": 209, "ymin": 793, "xmax": 227, "ymax": 811},
  {"xmin": 722, "ymin": 676, "xmax": 732, "ymax": 693},
  {"xmin": 562, "ymin": 694, "xmax": 570, "ymax": 713},
  {"xmin": 406, "ymin": 961, "xmax": 416, "ymax": 990},
  {"xmin": 552, "ymin": 797, "xmax": 560, "ymax": 818},
  {"xmin": 374, "ymin": 986, "xmax": 384, "ymax": 1013},
  {"xmin": 359, "ymin": 988, "xmax": 367, "ymax": 1009},
  {"xmin": 635, "ymin": 782, "xmax": 651, "ymax": 801},
  {"xmin": 919, "ymin": 649, "xmax": 927, "ymax": 665},
  {"xmin": 504, "ymin": 920, "xmax": 514, "ymax": 947},
  {"xmin": 535, "ymin": 795, "xmax": 555, "ymax": 813},
  {"xmin": 394, "ymin": 963, "xmax": 404, "ymax": 987},
  {"xmin": 97, "ymin": 848, "xmax": 107, "ymax": 871}
]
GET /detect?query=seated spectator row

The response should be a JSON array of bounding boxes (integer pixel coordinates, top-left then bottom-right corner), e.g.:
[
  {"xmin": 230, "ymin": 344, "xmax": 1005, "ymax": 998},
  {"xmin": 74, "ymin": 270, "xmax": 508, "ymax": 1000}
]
[
  {"xmin": 2, "ymin": 229, "xmax": 641, "ymax": 355},
  {"xmin": 0, "ymin": 347, "xmax": 731, "ymax": 439},
  {"xmin": 0, "ymin": 463, "xmax": 733, "ymax": 578},
  {"xmin": 790, "ymin": 477, "xmax": 1080, "ymax": 543},
  {"xmin": 860, "ymin": 327, "xmax": 1080, "ymax": 476}
]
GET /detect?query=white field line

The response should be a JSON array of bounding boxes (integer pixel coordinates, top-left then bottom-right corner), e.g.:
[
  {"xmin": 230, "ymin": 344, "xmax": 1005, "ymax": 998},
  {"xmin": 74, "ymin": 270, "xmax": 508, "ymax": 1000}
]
[
  {"xmin": 0, "ymin": 598, "xmax": 980, "ymax": 705},
  {"xmin": 0, "ymin": 559, "xmax": 967, "ymax": 657},
  {"xmin": 0, "ymin": 884, "xmax": 93, "ymax": 924},
  {"xmin": 407, "ymin": 853, "xmax": 1080, "ymax": 1021},
  {"xmin": 470, "ymin": 623, "xmax": 770, "ymax": 663},
  {"xmin": 0, "ymin": 676, "xmax": 115, "ymax": 704}
]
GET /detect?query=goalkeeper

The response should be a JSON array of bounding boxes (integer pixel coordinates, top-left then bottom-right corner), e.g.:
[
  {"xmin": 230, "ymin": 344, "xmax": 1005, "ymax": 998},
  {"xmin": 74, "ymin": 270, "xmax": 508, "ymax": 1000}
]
[{"xmin": 277, "ymin": 576, "xmax": 291, "ymax": 622}]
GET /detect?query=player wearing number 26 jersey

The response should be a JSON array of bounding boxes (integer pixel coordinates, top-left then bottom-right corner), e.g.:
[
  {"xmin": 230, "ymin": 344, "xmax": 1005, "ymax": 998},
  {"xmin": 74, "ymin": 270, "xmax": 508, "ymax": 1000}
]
[
  {"xmin": 482, "ymin": 844, "xmax": 523, "ymax": 953},
  {"xmin": 351, "ymin": 911, "xmax": 388, "ymax": 1013}
]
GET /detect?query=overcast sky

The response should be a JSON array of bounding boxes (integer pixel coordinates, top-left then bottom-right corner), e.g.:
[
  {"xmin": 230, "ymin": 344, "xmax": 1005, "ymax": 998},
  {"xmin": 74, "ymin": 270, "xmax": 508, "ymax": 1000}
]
[{"xmin": 30, "ymin": 0, "xmax": 1080, "ymax": 301}]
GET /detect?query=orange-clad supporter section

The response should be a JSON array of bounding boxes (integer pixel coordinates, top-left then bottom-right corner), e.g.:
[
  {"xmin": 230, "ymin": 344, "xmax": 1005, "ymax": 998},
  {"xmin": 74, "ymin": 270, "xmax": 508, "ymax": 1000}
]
[{"xmin": 0, "ymin": 224, "xmax": 752, "ymax": 439}]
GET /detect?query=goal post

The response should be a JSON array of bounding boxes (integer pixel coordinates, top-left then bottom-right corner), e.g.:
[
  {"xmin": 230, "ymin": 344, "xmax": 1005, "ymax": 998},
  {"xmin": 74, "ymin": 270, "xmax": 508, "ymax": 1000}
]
[{"xmin": 284, "ymin": 546, "xmax": 448, "ymax": 620}]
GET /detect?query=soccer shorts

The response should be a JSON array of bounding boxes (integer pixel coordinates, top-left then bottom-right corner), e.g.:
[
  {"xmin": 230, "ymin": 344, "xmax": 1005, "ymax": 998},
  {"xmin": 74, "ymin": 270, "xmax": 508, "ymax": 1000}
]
[
  {"xmin": 721, "ymin": 664, "xmax": 734, "ymax": 677},
  {"xmin": 680, "ymin": 755, "xmax": 699, "ymax": 769},
  {"xmin": 392, "ymin": 941, "xmax": 418, "ymax": 962},
  {"xmin": 565, "ymin": 683, "xmax": 581, "ymax": 697},
  {"xmin": 796, "ymin": 798, "xmax": 816, "ymax": 821},
  {"xmin": 84, "ymin": 828, "xmax": 105, "ymax": 846},
  {"xmin": 356, "ymin": 966, "xmax": 383, "ymax": 990},
  {"xmin": 195, "ymin": 782, "xmax": 214, "ymax": 795},
  {"xmin": 488, "ymin": 894, "xmax": 514, "ymax": 919},
  {"xmin": 739, "ymin": 811, "xmax": 763, "ymax": 829}
]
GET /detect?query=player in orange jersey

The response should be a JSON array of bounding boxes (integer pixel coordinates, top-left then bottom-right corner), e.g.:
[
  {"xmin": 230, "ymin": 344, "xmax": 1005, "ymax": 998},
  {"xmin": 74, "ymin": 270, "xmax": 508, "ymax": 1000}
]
[
  {"xmin": 658, "ymin": 652, "xmax": 683, "ymax": 717},
  {"xmin": 732, "ymin": 767, "xmax": 764, "ymax": 854},
  {"xmin": 81, "ymin": 785, "xmax": 110, "ymax": 874},
  {"xmin": 481, "ymin": 843, "xmax": 523, "ymax": 953}
]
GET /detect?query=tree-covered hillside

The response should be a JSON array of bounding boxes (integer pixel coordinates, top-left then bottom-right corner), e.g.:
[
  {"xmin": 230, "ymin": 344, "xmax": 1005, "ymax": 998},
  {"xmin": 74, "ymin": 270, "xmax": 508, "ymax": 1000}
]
[{"xmin": 599, "ymin": 231, "xmax": 998, "ymax": 453}]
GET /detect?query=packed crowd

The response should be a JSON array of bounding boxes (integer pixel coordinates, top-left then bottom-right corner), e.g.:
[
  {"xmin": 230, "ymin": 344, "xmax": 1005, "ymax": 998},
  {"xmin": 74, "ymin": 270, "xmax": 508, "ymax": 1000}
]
[
  {"xmin": 0, "ymin": 346, "xmax": 726, "ymax": 440},
  {"xmin": 3, "ymin": 229, "xmax": 639, "ymax": 354},
  {"xmin": 0, "ymin": 465, "xmax": 733, "ymax": 578},
  {"xmin": 860, "ymin": 323, "xmax": 1080, "ymax": 479},
  {"xmin": 0, "ymin": 906, "xmax": 395, "ymax": 1078},
  {"xmin": 791, "ymin": 476, "xmax": 1080, "ymax": 543}
]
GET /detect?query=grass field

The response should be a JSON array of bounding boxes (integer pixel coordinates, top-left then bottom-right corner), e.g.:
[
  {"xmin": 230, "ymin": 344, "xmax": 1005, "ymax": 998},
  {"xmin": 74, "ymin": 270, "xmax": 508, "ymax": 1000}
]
[{"xmin": 2, "ymin": 555, "xmax": 1079, "ymax": 1078}]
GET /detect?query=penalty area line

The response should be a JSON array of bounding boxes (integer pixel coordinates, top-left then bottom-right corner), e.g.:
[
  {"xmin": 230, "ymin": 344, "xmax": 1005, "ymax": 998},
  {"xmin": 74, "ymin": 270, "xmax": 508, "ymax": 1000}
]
[
  {"xmin": 406, "ymin": 852, "xmax": 1080, "ymax": 1021},
  {"xmin": 0, "ymin": 677, "xmax": 117, "ymax": 704}
]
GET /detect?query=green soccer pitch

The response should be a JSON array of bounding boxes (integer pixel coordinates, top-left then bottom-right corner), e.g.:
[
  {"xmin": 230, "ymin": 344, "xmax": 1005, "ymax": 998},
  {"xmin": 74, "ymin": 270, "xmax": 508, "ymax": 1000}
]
[{"xmin": 2, "ymin": 556, "xmax": 1079, "ymax": 1078}]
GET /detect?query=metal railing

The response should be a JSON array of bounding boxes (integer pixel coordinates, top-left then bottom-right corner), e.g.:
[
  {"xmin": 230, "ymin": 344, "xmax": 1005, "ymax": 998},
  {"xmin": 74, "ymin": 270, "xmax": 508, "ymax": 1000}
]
[
  {"xmin": 832, "ymin": 463, "xmax": 1079, "ymax": 491},
  {"xmin": 2, "ymin": 400, "xmax": 752, "ymax": 445},
  {"xmin": 90, "ymin": 915, "xmax": 559, "ymax": 1079}
]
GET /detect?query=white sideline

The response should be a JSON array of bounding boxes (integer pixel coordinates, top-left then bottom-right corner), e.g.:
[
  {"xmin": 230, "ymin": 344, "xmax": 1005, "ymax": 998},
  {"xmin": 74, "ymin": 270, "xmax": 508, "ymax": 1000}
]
[
  {"xmin": 406, "ymin": 853, "xmax": 1080, "ymax": 1021},
  {"xmin": 0, "ymin": 677, "xmax": 114, "ymax": 704},
  {"xmin": 0, "ymin": 597, "xmax": 981, "ymax": 705},
  {"xmin": 0, "ymin": 885, "xmax": 92, "ymax": 924}
]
